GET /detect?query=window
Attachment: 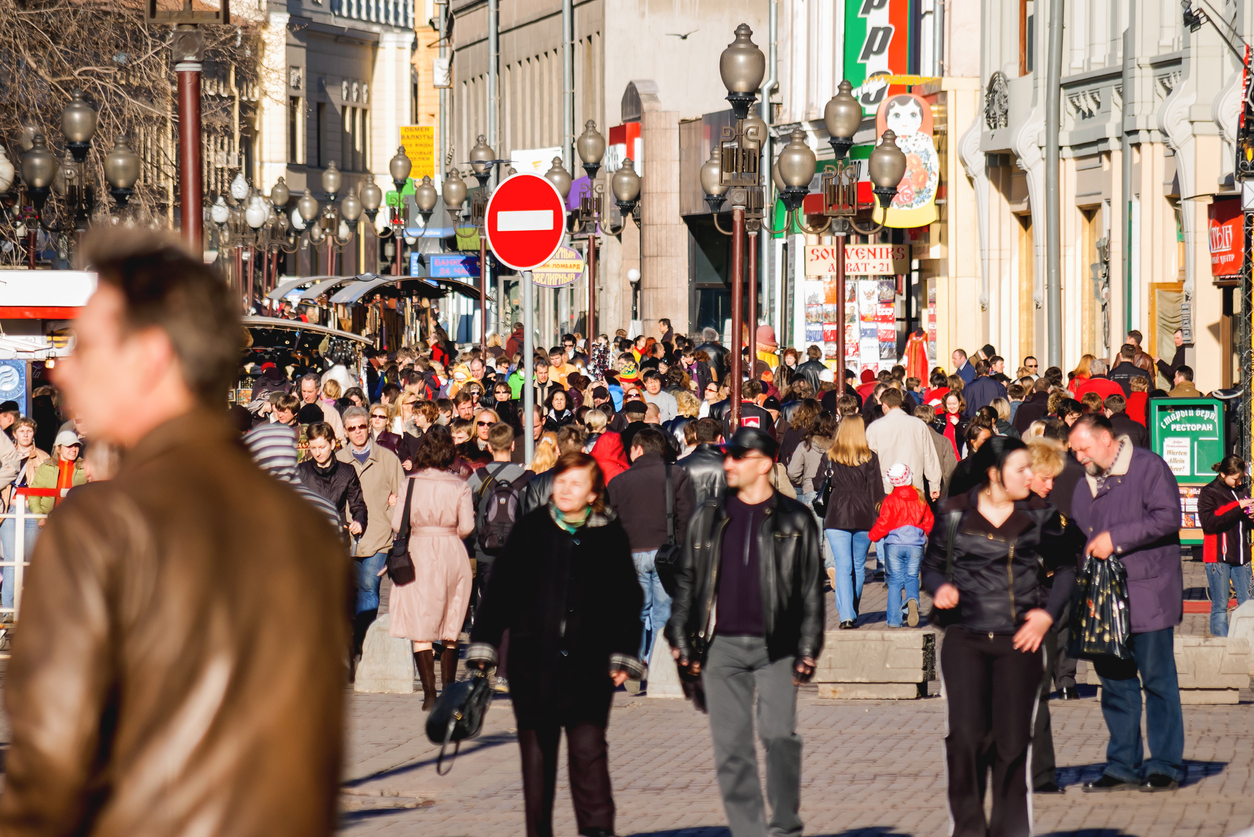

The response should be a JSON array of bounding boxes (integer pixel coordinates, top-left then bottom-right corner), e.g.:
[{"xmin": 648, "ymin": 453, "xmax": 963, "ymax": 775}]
[
  {"xmin": 288, "ymin": 97, "xmax": 302, "ymax": 164},
  {"xmin": 342, "ymin": 106, "xmax": 353, "ymax": 170},
  {"xmin": 1019, "ymin": 0, "xmax": 1034, "ymax": 75},
  {"xmin": 316, "ymin": 102, "xmax": 326, "ymax": 169}
]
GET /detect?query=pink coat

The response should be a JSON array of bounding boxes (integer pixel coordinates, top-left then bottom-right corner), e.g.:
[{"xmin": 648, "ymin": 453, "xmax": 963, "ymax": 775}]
[{"xmin": 388, "ymin": 469, "xmax": 475, "ymax": 643}]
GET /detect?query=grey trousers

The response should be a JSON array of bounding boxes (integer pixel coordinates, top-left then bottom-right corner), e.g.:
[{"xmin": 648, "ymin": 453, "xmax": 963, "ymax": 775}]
[{"xmin": 704, "ymin": 635, "xmax": 803, "ymax": 837}]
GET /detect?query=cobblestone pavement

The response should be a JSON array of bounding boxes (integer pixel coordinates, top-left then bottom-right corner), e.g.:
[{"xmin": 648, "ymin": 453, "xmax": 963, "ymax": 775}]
[{"xmin": 338, "ymin": 555, "xmax": 1254, "ymax": 837}]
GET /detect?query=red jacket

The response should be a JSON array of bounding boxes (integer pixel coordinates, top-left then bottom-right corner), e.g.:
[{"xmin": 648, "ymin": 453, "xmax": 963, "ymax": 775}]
[
  {"xmin": 868, "ymin": 485, "xmax": 935, "ymax": 543},
  {"xmin": 1125, "ymin": 392, "xmax": 1148, "ymax": 425},
  {"xmin": 1074, "ymin": 375, "xmax": 1123, "ymax": 404},
  {"xmin": 589, "ymin": 431, "xmax": 630, "ymax": 484}
]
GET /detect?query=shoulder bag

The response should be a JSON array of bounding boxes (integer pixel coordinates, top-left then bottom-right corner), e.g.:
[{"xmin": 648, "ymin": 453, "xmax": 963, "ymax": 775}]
[
  {"xmin": 386, "ymin": 478, "xmax": 417, "ymax": 586},
  {"xmin": 810, "ymin": 456, "xmax": 834, "ymax": 517},
  {"xmin": 926, "ymin": 511, "xmax": 963, "ymax": 629},
  {"xmin": 425, "ymin": 668, "xmax": 494, "ymax": 775},
  {"xmin": 654, "ymin": 459, "xmax": 684, "ymax": 597}
]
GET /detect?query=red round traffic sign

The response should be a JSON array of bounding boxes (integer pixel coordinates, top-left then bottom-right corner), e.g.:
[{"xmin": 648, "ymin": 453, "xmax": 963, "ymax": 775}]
[{"xmin": 484, "ymin": 173, "xmax": 568, "ymax": 271}]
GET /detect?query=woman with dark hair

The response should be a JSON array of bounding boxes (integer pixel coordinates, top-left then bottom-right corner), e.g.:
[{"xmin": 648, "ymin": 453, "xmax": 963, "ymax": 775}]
[
  {"xmin": 543, "ymin": 388, "xmax": 576, "ymax": 431},
  {"xmin": 388, "ymin": 424, "xmax": 476, "ymax": 709},
  {"xmin": 779, "ymin": 398, "xmax": 822, "ymax": 466},
  {"xmin": 787, "ymin": 410, "xmax": 838, "ymax": 506},
  {"xmin": 1198, "ymin": 453, "xmax": 1254, "ymax": 637},
  {"xmin": 923, "ymin": 437, "xmax": 1074, "ymax": 837},
  {"xmin": 468, "ymin": 452, "xmax": 642, "ymax": 837},
  {"xmin": 932, "ymin": 391, "xmax": 968, "ymax": 459},
  {"xmin": 775, "ymin": 347, "xmax": 801, "ymax": 391}
]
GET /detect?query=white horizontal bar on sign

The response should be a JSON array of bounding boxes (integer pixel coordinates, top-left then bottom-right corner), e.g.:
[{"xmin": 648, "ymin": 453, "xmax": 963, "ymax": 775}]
[{"xmin": 496, "ymin": 210, "xmax": 553, "ymax": 232}]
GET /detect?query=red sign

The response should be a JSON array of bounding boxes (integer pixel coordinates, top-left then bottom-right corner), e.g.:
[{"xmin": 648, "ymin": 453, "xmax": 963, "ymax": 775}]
[
  {"xmin": 485, "ymin": 173, "xmax": 568, "ymax": 271},
  {"xmin": 1209, "ymin": 197, "xmax": 1242, "ymax": 278}
]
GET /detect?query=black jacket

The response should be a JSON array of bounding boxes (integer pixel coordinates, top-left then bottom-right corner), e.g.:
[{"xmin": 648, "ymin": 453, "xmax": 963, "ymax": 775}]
[
  {"xmin": 823, "ymin": 454, "xmax": 885, "ymax": 531},
  {"xmin": 922, "ymin": 490, "xmax": 1074, "ymax": 635},
  {"xmin": 1110, "ymin": 361, "xmax": 1150, "ymax": 396},
  {"xmin": 1198, "ymin": 477, "xmax": 1251, "ymax": 566},
  {"xmin": 678, "ymin": 444, "xmax": 727, "ymax": 507},
  {"xmin": 667, "ymin": 490, "xmax": 825, "ymax": 665},
  {"xmin": 607, "ymin": 452, "xmax": 696, "ymax": 552},
  {"xmin": 297, "ymin": 457, "xmax": 367, "ymax": 532},
  {"xmin": 795, "ymin": 358, "xmax": 828, "ymax": 395},
  {"xmin": 1155, "ymin": 347, "xmax": 1186, "ymax": 386},
  {"xmin": 1012, "ymin": 390, "xmax": 1051, "ymax": 434},
  {"xmin": 932, "ymin": 415, "xmax": 969, "ymax": 458},
  {"xmin": 695, "ymin": 342, "xmax": 729, "ymax": 380},
  {"xmin": 1110, "ymin": 412, "xmax": 1149, "ymax": 448},
  {"xmin": 469, "ymin": 508, "xmax": 643, "ymax": 727},
  {"xmin": 519, "ymin": 468, "xmax": 554, "ymax": 517}
]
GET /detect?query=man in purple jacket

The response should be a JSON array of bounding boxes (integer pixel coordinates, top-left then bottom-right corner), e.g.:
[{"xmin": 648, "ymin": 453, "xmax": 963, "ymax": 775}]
[{"xmin": 1069, "ymin": 414, "xmax": 1184, "ymax": 793}]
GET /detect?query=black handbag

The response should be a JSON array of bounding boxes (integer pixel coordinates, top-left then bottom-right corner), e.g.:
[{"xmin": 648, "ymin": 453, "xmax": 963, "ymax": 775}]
[
  {"xmin": 810, "ymin": 458, "xmax": 834, "ymax": 517},
  {"xmin": 1067, "ymin": 554, "xmax": 1133, "ymax": 661},
  {"xmin": 425, "ymin": 668, "xmax": 494, "ymax": 775},
  {"xmin": 654, "ymin": 459, "xmax": 684, "ymax": 597},
  {"xmin": 926, "ymin": 511, "xmax": 963, "ymax": 629},
  {"xmin": 386, "ymin": 479, "xmax": 417, "ymax": 586}
]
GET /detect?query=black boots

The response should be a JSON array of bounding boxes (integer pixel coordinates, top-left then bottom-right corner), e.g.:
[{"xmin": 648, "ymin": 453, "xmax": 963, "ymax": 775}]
[
  {"xmin": 440, "ymin": 643, "xmax": 459, "ymax": 690},
  {"xmin": 352, "ymin": 609, "xmax": 378, "ymax": 659},
  {"xmin": 414, "ymin": 650, "xmax": 437, "ymax": 710}
]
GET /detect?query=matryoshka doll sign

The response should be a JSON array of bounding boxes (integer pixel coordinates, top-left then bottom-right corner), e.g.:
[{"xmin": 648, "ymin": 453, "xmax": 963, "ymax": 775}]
[{"xmin": 872, "ymin": 92, "xmax": 938, "ymax": 229}]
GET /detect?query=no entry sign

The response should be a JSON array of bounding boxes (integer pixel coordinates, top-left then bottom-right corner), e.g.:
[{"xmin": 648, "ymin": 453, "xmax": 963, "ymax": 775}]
[{"xmin": 484, "ymin": 173, "xmax": 568, "ymax": 271}]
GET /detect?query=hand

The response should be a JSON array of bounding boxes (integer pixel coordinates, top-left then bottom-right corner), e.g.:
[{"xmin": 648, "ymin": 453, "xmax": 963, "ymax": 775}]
[
  {"xmin": 930, "ymin": 490, "xmax": 940, "ymax": 501},
  {"xmin": 470, "ymin": 659, "xmax": 489, "ymax": 671},
  {"xmin": 1087, "ymin": 531, "xmax": 1114, "ymax": 559},
  {"xmin": 610, "ymin": 669, "xmax": 629, "ymax": 688},
  {"xmin": 793, "ymin": 656, "xmax": 817, "ymax": 686},
  {"xmin": 1012, "ymin": 609, "xmax": 1054, "ymax": 652},
  {"xmin": 1240, "ymin": 498, "xmax": 1254, "ymax": 510},
  {"xmin": 348, "ymin": 521, "xmax": 363, "ymax": 536},
  {"xmin": 387, "ymin": 493, "xmax": 398, "ymax": 508},
  {"xmin": 933, "ymin": 583, "xmax": 960, "ymax": 609}
]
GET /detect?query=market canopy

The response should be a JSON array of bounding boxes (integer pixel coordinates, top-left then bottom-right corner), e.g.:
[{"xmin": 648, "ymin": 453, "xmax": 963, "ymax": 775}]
[
  {"xmin": 330, "ymin": 275, "xmax": 445, "ymax": 305},
  {"xmin": 266, "ymin": 275, "xmax": 338, "ymax": 302}
]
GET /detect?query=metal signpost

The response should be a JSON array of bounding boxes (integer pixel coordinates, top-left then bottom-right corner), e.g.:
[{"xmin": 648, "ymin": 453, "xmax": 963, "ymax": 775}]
[{"xmin": 483, "ymin": 173, "xmax": 568, "ymax": 463}]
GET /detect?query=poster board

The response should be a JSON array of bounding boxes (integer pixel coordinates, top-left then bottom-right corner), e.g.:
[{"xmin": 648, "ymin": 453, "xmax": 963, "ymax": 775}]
[{"xmin": 1148, "ymin": 397, "xmax": 1224, "ymax": 544}]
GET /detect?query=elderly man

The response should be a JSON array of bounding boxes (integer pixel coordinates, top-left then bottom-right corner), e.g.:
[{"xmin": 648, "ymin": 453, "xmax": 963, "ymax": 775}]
[
  {"xmin": 300, "ymin": 372, "xmax": 345, "ymax": 440},
  {"xmin": 339, "ymin": 406, "xmax": 405, "ymax": 660},
  {"xmin": 1069, "ymin": 414, "xmax": 1184, "ymax": 793},
  {"xmin": 0, "ymin": 234, "xmax": 348, "ymax": 835}
]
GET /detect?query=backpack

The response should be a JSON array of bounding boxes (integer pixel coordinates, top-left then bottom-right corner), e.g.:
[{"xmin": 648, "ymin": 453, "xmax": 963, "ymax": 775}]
[{"xmin": 475, "ymin": 465, "xmax": 531, "ymax": 555}]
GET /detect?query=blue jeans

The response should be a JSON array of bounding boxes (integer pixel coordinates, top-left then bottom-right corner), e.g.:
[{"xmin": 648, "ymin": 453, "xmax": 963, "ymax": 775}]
[
  {"xmin": 883, "ymin": 543, "xmax": 923, "ymax": 627},
  {"xmin": 825, "ymin": 529, "xmax": 870, "ymax": 623},
  {"xmin": 1206, "ymin": 562, "xmax": 1253, "ymax": 637},
  {"xmin": 633, "ymin": 549, "xmax": 671, "ymax": 663},
  {"xmin": 0, "ymin": 515, "xmax": 39, "ymax": 613},
  {"xmin": 356, "ymin": 550, "xmax": 388, "ymax": 615},
  {"xmin": 1092, "ymin": 627, "xmax": 1185, "ymax": 782}
]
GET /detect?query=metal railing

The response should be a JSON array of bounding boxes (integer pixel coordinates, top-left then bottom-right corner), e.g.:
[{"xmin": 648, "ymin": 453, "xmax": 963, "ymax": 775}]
[{"xmin": 0, "ymin": 488, "xmax": 57, "ymax": 658}]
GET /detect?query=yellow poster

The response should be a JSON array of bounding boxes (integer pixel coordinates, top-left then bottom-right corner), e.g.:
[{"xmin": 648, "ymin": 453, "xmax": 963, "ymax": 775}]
[
  {"xmin": 399, "ymin": 125, "xmax": 436, "ymax": 181},
  {"xmin": 872, "ymin": 93, "xmax": 938, "ymax": 229}
]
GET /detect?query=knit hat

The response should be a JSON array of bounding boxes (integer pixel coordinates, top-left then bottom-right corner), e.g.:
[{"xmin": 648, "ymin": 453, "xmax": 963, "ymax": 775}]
[{"xmin": 887, "ymin": 463, "xmax": 913, "ymax": 487}]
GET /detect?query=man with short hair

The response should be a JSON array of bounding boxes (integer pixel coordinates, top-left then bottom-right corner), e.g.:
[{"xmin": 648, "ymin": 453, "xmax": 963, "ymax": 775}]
[
  {"xmin": 695, "ymin": 326, "xmax": 729, "ymax": 381},
  {"xmin": 1155, "ymin": 328, "xmax": 1187, "ymax": 385},
  {"xmin": 658, "ymin": 317, "xmax": 675, "ymax": 347},
  {"xmin": 1069, "ymin": 414, "xmax": 1184, "ymax": 792},
  {"xmin": 722, "ymin": 379, "xmax": 774, "ymax": 439},
  {"xmin": 1109, "ymin": 343, "xmax": 1150, "ymax": 396},
  {"xmin": 1074, "ymin": 358, "xmax": 1123, "ymax": 403},
  {"xmin": 467, "ymin": 423, "xmax": 528, "ymax": 596},
  {"xmin": 1169, "ymin": 365, "xmax": 1201, "ymax": 398},
  {"xmin": 1023, "ymin": 355, "xmax": 1040, "ymax": 378},
  {"xmin": 300, "ymin": 373, "xmax": 345, "ymax": 440},
  {"xmin": 865, "ymin": 387, "xmax": 941, "ymax": 498},
  {"xmin": 299, "ymin": 422, "xmax": 368, "ymax": 538},
  {"xmin": 608, "ymin": 427, "xmax": 695, "ymax": 671},
  {"xmin": 0, "ymin": 236, "xmax": 349, "ymax": 835},
  {"xmin": 668, "ymin": 427, "xmax": 823, "ymax": 837},
  {"xmin": 1104, "ymin": 394, "xmax": 1149, "ymax": 448},
  {"xmin": 962, "ymin": 359, "xmax": 1007, "ymax": 416},
  {"xmin": 547, "ymin": 346, "xmax": 571, "ymax": 387},
  {"xmin": 338, "ymin": 405, "xmax": 405, "ymax": 658},
  {"xmin": 795, "ymin": 345, "xmax": 827, "ymax": 395},
  {"xmin": 641, "ymin": 369, "xmax": 678, "ymax": 422},
  {"xmin": 1124, "ymin": 330, "xmax": 1155, "ymax": 374},
  {"xmin": 533, "ymin": 360, "xmax": 559, "ymax": 406},
  {"xmin": 677, "ymin": 417, "xmax": 727, "ymax": 506},
  {"xmin": 988, "ymin": 355, "xmax": 1010, "ymax": 384},
  {"xmin": 952, "ymin": 348, "xmax": 976, "ymax": 385}
]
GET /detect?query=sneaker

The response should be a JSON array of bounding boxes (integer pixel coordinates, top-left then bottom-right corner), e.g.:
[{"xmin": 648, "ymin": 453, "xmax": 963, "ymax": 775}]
[{"xmin": 906, "ymin": 599, "xmax": 919, "ymax": 627}]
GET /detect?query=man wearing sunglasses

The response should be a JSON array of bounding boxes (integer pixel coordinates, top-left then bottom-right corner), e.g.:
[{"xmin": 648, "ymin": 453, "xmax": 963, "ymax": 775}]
[
  {"xmin": 667, "ymin": 427, "xmax": 823, "ymax": 836},
  {"xmin": 337, "ymin": 406, "xmax": 405, "ymax": 661}
]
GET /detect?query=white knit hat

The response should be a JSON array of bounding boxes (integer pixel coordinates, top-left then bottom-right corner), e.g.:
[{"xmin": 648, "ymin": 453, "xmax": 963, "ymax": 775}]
[{"xmin": 887, "ymin": 463, "xmax": 912, "ymax": 487}]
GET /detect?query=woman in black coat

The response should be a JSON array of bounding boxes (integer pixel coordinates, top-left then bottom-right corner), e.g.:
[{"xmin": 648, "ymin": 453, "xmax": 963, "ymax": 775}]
[{"xmin": 468, "ymin": 452, "xmax": 643, "ymax": 837}]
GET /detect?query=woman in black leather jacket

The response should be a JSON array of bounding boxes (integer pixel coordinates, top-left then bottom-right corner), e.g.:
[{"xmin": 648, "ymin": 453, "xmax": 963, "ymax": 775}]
[{"xmin": 923, "ymin": 437, "xmax": 1074, "ymax": 837}]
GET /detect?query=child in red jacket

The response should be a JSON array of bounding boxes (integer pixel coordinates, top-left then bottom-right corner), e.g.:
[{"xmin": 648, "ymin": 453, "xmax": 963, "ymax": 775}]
[{"xmin": 869, "ymin": 463, "xmax": 935, "ymax": 627}]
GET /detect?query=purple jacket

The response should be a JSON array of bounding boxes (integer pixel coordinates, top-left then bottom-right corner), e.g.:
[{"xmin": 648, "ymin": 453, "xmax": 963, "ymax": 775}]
[{"xmin": 1069, "ymin": 443, "xmax": 1183, "ymax": 634}]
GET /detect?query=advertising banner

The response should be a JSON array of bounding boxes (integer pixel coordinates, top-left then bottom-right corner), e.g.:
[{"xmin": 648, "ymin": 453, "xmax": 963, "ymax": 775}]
[{"xmin": 1209, "ymin": 197, "xmax": 1241, "ymax": 278}]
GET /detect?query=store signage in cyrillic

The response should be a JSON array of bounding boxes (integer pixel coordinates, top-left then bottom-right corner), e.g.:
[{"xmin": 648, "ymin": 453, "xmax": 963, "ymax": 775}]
[{"xmin": 804, "ymin": 244, "xmax": 907, "ymax": 276}]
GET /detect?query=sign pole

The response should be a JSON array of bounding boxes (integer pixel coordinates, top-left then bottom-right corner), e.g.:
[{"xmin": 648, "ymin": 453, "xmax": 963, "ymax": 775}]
[
  {"xmin": 523, "ymin": 269, "xmax": 535, "ymax": 464},
  {"xmin": 836, "ymin": 224, "xmax": 847, "ymax": 390}
]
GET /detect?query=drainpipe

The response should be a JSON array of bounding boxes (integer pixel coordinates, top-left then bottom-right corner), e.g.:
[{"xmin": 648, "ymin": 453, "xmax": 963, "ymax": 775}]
[
  {"xmin": 760, "ymin": 0, "xmax": 777, "ymax": 339},
  {"xmin": 1044, "ymin": 0, "xmax": 1064, "ymax": 366},
  {"xmin": 1121, "ymin": 1, "xmax": 1135, "ymax": 337},
  {"xmin": 563, "ymin": 0, "xmax": 574, "ymax": 169},
  {"xmin": 438, "ymin": 0, "xmax": 447, "ymax": 177},
  {"xmin": 488, "ymin": 0, "xmax": 498, "ymax": 158}
]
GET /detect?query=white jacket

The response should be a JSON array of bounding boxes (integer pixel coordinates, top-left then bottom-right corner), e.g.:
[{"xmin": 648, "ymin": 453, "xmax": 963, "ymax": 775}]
[{"xmin": 864, "ymin": 407, "xmax": 942, "ymax": 494}]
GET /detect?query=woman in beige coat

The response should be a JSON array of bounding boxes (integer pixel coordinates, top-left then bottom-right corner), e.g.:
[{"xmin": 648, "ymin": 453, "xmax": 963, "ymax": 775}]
[{"xmin": 389, "ymin": 424, "xmax": 475, "ymax": 709}]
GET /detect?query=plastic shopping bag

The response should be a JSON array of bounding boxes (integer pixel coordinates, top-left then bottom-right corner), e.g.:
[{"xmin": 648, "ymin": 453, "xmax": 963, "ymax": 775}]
[{"xmin": 1067, "ymin": 554, "xmax": 1133, "ymax": 661}]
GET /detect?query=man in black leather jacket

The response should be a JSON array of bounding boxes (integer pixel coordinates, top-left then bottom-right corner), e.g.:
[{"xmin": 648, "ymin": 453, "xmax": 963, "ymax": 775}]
[
  {"xmin": 694, "ymin": 327, "xmax": 729, "ymax": 382},
  {"xmin": 677, "ymin": 418, "xmax": 727, "ymax": 507},
  {"xmin": 666, "ymin": 427, "xmax": 824, "ymax": 837}
]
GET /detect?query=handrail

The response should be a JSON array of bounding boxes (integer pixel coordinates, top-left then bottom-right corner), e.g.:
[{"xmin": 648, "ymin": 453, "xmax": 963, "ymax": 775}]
[{"xmin": 0, "ymin": 487, "xmax": 56, "ymax": 657}]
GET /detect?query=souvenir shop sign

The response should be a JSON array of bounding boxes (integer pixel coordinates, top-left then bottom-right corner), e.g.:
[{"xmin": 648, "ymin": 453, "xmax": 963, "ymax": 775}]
[{"xmin": 805, "ymin": 244, "xmax": 907, "ymax": 276}]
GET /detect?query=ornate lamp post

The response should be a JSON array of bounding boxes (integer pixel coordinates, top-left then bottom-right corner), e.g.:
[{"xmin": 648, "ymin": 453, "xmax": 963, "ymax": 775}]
[{"xmin": 447, "ymin": 136, "xmax": 510, "ymax": 351}]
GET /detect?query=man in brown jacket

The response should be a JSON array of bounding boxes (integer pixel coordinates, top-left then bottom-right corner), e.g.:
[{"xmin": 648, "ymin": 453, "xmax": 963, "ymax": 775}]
[{"xmin": 0, "ymin": 234, "xmax": 349, "ymax": 836}]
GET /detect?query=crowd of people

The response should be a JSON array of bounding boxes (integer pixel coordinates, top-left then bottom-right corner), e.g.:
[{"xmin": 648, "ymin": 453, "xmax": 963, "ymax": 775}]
[{"xmin": 0, "ymin": 232, "xmax": 1236, "ymax": 837}]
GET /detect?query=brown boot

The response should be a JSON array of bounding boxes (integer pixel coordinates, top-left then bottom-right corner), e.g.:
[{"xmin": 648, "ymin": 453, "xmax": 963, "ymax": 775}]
[
  {"xmin": 415, "ymin": 650, "xmax": 437, "ymax": 710},
  {"xmin": 440, "ymin": 643, "xmax": 459, "ymax": 690},
  {"xmin": 826, "ymin": 568, "xmax": 836, "ymax": 591}
]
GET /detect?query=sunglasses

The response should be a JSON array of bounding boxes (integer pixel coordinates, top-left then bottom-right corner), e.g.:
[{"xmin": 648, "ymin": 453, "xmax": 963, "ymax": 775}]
[
  {"xmin": 371, "ymin": 414, "xmax": 388, "ymax": 420},
  {"xmin": 476, "ymin": 420, "xmax": 494, "ymax": 427},
  {"xmin": 345, "ymin": 424, "xmax": 368, "ymax": 431}
]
